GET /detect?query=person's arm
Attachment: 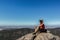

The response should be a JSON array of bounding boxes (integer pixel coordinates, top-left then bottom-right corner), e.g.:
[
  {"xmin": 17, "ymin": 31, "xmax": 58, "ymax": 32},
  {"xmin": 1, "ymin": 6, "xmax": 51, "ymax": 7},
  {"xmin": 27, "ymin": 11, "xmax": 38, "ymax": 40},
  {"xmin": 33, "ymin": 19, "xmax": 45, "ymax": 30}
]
[{"xmin": 40, "ymin": 24, "xmax": 43, "ymax": 26}]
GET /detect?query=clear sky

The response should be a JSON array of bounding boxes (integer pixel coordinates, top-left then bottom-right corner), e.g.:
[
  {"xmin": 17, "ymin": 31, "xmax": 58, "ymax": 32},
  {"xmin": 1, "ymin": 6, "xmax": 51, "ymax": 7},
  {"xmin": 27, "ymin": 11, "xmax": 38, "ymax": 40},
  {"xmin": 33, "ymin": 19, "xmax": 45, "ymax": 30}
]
[{"xmin": 0, "ymin": 0, "xmax": 60, "ymax": 25}]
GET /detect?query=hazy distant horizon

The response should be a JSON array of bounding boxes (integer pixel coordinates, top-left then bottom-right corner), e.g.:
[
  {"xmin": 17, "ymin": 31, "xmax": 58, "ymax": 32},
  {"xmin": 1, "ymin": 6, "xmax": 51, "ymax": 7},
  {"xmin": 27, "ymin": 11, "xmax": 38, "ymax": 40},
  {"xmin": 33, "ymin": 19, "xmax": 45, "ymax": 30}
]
[{"xmin": 0, "ymin": 24, "xmax": 60, "ymax": 30}]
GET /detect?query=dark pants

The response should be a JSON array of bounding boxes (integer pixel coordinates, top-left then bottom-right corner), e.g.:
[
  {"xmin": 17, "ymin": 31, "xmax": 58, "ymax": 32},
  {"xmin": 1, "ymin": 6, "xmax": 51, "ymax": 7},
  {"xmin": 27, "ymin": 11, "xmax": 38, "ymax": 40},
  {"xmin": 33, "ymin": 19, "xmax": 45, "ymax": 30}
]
[
  {"xmin": 39, "ymin": 28, "xmax": 47, "ymax": 33},
  {"xmin": 33, "ymin": 28, "xmax": 47, "ymax": 40}
]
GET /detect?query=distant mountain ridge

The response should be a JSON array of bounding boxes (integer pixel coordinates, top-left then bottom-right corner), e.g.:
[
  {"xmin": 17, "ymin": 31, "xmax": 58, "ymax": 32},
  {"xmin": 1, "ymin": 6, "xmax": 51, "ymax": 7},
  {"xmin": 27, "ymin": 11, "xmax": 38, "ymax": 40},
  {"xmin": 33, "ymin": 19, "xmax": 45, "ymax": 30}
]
[{"xmin": 0, "ymin": 25, "xmax": 60, "ymax": 30}]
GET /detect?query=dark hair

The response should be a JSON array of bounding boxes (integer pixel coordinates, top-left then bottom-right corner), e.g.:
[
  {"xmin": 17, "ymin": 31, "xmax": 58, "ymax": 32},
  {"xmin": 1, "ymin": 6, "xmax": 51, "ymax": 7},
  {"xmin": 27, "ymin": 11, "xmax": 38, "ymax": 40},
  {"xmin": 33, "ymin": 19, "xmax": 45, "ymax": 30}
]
[{"xmin": 39, "ymin": 19, "xmax": 43, "ymax": 23}]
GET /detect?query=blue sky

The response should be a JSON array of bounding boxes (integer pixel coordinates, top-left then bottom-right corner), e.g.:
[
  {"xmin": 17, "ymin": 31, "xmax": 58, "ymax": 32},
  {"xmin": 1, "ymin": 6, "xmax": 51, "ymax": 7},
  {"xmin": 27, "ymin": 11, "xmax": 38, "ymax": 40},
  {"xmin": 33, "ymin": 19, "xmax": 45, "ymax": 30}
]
[{"xmin": 0, "ymin": 0, "xmax": 60, "ymax": 25}]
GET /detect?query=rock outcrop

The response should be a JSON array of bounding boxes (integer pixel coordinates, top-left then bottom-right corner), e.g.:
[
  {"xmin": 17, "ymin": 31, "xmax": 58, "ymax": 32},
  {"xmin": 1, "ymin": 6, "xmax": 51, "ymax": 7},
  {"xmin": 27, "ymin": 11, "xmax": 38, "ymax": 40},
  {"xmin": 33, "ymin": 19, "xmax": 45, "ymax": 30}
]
[{"xmin": 16, "ymin": 31, "xmax": 60, "ymax": 40}]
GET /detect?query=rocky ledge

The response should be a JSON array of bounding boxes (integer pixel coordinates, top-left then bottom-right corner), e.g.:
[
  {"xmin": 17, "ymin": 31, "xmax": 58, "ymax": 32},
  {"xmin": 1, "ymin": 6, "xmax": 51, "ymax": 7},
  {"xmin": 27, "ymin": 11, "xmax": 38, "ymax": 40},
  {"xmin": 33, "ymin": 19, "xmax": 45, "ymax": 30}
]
[{"xmin": 17, "ymin": 31, "xmax": 60, "ymax": 40}]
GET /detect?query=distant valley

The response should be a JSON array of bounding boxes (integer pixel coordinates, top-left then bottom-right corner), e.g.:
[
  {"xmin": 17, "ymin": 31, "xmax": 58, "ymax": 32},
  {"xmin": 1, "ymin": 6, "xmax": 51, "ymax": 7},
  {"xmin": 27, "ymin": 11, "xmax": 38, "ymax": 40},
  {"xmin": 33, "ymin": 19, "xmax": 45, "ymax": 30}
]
[{"xmin": 0, "ymin": 26, "xmax": 60, "ymax": 40}]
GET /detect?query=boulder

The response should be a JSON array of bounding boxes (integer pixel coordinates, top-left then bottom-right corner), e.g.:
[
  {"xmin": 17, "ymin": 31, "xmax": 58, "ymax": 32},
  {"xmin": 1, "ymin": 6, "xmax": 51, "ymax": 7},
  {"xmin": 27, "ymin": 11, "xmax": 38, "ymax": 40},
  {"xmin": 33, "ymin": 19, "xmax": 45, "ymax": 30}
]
[{"xmin": 16, "ymin": 31, "xmax": 60, "ymax": 40}]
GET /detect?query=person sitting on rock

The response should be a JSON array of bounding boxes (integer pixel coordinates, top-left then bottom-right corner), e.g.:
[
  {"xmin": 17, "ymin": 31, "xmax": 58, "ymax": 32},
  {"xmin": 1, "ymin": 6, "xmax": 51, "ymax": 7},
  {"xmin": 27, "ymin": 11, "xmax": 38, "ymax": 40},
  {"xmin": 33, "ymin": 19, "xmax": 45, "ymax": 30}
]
[{"xmin": 33, "ymin": 19, "xmax": 47, "ymax": 34}]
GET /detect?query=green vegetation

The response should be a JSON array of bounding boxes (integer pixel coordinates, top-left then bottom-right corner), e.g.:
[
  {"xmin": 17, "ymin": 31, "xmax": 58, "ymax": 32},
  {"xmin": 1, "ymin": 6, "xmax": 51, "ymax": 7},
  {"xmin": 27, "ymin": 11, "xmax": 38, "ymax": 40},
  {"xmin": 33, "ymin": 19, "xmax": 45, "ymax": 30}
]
[{"xmin": 0, "ymin": 28, "xmax": 60, "ymax": 40}]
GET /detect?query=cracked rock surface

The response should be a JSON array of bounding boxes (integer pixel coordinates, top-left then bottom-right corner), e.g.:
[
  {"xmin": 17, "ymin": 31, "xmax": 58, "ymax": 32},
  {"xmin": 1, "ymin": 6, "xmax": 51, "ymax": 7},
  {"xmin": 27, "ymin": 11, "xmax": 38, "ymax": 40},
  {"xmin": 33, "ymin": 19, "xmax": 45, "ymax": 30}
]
[{"xmin": 16, "ymin": 31, "xmax": 60, "ymax": 40}]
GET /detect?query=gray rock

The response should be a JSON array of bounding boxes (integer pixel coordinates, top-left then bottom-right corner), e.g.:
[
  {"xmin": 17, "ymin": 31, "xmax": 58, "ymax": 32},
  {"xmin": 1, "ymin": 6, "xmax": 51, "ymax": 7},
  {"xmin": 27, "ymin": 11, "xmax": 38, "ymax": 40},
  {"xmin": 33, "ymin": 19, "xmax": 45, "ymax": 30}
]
[{"xmin": 16, "ymin": 31, "xmax": 60, "ymax": 40}]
